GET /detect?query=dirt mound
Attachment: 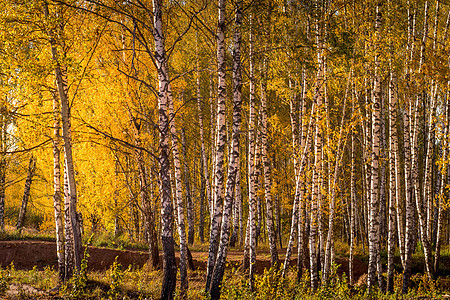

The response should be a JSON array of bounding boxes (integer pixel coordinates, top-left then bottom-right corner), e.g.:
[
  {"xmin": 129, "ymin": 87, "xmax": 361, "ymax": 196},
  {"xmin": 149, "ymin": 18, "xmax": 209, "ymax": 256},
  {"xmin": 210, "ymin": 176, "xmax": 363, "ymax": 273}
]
[{"xmin": 0, "ymin": 240, "xmax": 148, "ymax": 271}]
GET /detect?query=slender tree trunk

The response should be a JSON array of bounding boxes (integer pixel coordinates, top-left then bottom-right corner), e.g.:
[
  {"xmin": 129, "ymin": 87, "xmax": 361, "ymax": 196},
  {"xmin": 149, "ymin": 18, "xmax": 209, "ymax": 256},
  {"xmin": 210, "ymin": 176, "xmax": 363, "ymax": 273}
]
[
  {"xmin": 285, "ymin": 77, "xmax": 300, "ymax": 278},
  {"xmin": 387, "ymin": 68, "xmax": 398, "ymax": 293},
  {"xmin": 435, "ymin": 71, "xmax": 450, "ymax": 276},
  {"xmin": 16, "ymin": 156, "xmax": 37, "ymax": 232},
  {"xmin": 199, "ymin": 156, "xmax": 206, "ymax": 243},
  {"xmin": 43, "ymin": 3, "xmax": 82, "ymax": 273},
  {"xmin": 196, "ymin": 38, "xmax": 210, "ymax": 243},
  {"xmin": 243, "ymin": 216, "xmax": 250, "ymax": 270},
  {"xmin": 282, "ymin": 102, "xmax": 315, "ymax": 278},
  {"xmin": 153, "ymin": 0, "xmax": 177, "ymax": 298},
  {"xmin": 434, "ymin": 15, "xmax": 450, "ymax": 269},
  {"xmin": 168, "ymin": 95, "xmax": 188, "ymax": 298},
  {"xmin": 260, "ymin": 65, "xmax": 279, "ymax": 267},
  {"xmin": 248, "ymin": 15, "xmax": 257, "ymax": 291},
  {"xmin": 309, "ymin": 18, "xmax": 325, "ymax": 291},
  {"xmin": 411, "ymin": 1, "xmax": 433, "ymax": 281},
  {"xmin": 255, "ymin": 135, "xmax": 262, "ymax": 246},
  {"xmin": 0, "ymin": 156, "xmax": 5, "ymax": 231},
  {"xmin": 205, "ymin": 0, "xmax": 227, "ymax": 291},
  {"xmin": 349, "ymin": 98, "xmax": 356, "ymax": 285},
  {"xmin": 323, "ymin": 70, "xmax": 350, "ymax": 284},
  {"xmin": 230, "ymin": 161, "xmax": 241, "ymax": 247},
  {"xmin": 133, "ymin": 127, "xmax": 160, "ymax": 270},
  {"xmin": 52, "ymin": 91, "xmax": 65, "ymax": 282},
  {"xmin": 63, "ymin": 161, "xmax": 74, "ymax": 281},
  {"xmin": 209, "ymin": 4, "xmax": 243, "ymax": 297},
  {"xmin": 181, "ymin": 128, "xmax": 194, "ymax": 246},
  {"xmin": 402, "ymin": 5, "xmax": 417, "ymax": 293},
  {"xmin": 368, "ymin": 6, "xmax": 382, "ymax": 292},
  {"xmin": 0, "ymin": 107, "xmax": 5, "ymax": 231}
]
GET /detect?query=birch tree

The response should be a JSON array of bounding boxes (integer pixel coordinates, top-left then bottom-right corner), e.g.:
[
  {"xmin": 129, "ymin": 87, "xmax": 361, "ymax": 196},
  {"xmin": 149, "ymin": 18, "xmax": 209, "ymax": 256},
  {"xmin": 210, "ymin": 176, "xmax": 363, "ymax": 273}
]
[
  {"xmin": 206, "ymin": 0, "xmax": 227, "ymax": 292},
  {"xmin": 153, "ymin": 0, "xmax": 177, "ymax": 298},
  {"xmin": 52, "ymin": 91, "xmax": 65, "ymax": 282},
  {"xmin": 367, "ymin": 5, "xmax": 382, "ymax": 291},
  {"xmin": 43, "ymin": 2, "xmax": 82, "ymax": 274},
  {"xmin": 209, "ymin": 3, "xmax": 243, "ymax": 297},
  {"xmin": 168, "ymin": 95, "xmax": 188, "ymax": 297}
]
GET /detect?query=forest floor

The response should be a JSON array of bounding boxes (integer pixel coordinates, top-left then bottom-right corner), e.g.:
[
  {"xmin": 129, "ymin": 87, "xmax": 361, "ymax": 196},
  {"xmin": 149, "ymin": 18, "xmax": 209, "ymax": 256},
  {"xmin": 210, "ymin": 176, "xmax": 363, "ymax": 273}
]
[
  {"xmin": 1, "ymin": 239, "xmax": 450, "ymax": 299},
  {"xmin": 0, "ymin": 240, "xmax": 370, "ymax": 298},
  {"xmin": 0, "ymin": 240, "xmax": 368, "ymax": 277}
]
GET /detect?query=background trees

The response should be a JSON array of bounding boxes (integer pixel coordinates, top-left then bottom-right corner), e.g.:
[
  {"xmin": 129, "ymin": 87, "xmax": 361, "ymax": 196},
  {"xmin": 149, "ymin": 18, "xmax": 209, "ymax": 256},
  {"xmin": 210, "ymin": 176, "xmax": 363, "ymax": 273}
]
[{"xmin": 1, "ymin": 0, "xmax": 450, "ymax": 297}]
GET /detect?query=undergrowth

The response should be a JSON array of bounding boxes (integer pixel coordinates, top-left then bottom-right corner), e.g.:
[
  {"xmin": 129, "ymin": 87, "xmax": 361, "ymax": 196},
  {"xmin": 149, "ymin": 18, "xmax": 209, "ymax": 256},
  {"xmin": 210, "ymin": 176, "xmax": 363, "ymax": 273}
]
[
  {"xmin": 220, "ymin": 263, "xmax": 448, "ymax": 300},
  {"xmin": 0, "ymin": 262, "xmax": 447, "ymax": 299}
]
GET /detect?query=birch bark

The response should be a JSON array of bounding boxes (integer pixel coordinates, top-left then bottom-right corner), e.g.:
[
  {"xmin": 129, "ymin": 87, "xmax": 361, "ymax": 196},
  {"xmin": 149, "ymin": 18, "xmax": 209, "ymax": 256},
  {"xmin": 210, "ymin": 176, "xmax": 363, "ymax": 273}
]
[
  {"xmin": 52, "ymin": 91, "xmax": 65, "ymax": 282},
  {"xmin": 367, "ymin": 6, "xmax": 382, "ymax": 291},
  {"xmin": 205, "ymin": 0, "xmax": 227, "ymax": 291},
  {"xmin": 209, "ymin": 4, "xmax": 243, "ymax": 297},
  {"xmin": 153, "ymin": 0, "xmax": 177, "ymax": 298},
  {"xmin": 168, "ymin": 96, "xmax": 188, "ymax": 297}
]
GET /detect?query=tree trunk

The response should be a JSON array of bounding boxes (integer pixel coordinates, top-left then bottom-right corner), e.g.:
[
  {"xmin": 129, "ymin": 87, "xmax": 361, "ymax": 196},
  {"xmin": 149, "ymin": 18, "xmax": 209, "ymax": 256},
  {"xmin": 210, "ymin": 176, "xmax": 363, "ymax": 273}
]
[
  {"xmin": 133, "ymin": 127, "xmax": 160, "ymax": 270},
  {"xmin": 367, "ymin": 6, "xmax": 382, "ymax": 292},
  {"xmin": 205, "ymin": 0, "xmax": 227, "ymax": 291},
  {"xmin": 435, "ymin": 72, "xmax": 450, "ymax": 276},
  {"xmin": 43, "ymin": 3, "xmax": 82, "ymax": 273},
  {"xmin": 248, "ymin": 14, "xmax": 257, "ymax": 291},
  {"xmin": 310, "ymin": 18, "xmax": 325, "ymax": 291},
  {"xmin": 0, "ymin": 105, "xmax": 5, "ymax": 231},
  {"xmin": 199, "ymin": 155, "xmax": 206, "ymax": 244},
  {"xmin": 209, "ymin": 4, "xmax": 243, "ymax": 297},
  {"xmin": 16, "ymin": 156, "xmax": 37, "ymax": 232},
  {"xmin": 230, "ymin": 161, "xmax": 241, "ymax": 247},
  {"xmin": 181, "ymin": 128, "xmax": 194, "ymax": 246},
  {"xmin": 349, "ymin": 100, "xmax": 356, "ymax": 285},
  {"xmin": 196, "ymin": 37, "xmax": 210, "ymax": 244},
  {"xmin": 323, "ymin": 70, "xmax": 350, "ymax": 284},
  {"xmin": 63, "ymin": 161, "xmax": 74, "ymax": 281},
  {"xmin": 387, "ymin": 68, "xmax": 398, "ymax": 293},
  {"xmin": 402, "ymin": 5, "xmax": 417, "ymax": 293},
  {"xmin": 153, "ymin": 0, "xmax": 177, "ymax": 298},
  {"xmin": 52, "ymin": 91, "xmax": 65, "ymax": 282},
  {"xmin": 168, "ymin": 95, "xmax": 188, "ymax": 298},
  {"xmin": 411, "ymin": 1, "xmax": 433, "ymax": 281},
  {"xmin": 260, "ymin": 65, "xmax": 279, "ymax": 267},
  {"xmin": 282, "ymin": 102, "xmax": 315, "ymax": 278}
]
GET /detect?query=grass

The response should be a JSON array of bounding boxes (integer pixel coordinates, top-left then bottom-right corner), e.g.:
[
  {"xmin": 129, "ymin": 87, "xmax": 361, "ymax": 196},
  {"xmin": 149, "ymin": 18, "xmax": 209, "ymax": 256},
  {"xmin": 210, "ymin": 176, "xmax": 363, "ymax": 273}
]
[
  {"xmin": 1, "ymin": 229, "xmax": 450, "ymax": 298},
  {"xmin": 0, "ymin": 226, "xmax": 55, "ymax": 243},
  {"xmin": 0, "ymin": 258, "xmax": 449, "ymax": 299}
]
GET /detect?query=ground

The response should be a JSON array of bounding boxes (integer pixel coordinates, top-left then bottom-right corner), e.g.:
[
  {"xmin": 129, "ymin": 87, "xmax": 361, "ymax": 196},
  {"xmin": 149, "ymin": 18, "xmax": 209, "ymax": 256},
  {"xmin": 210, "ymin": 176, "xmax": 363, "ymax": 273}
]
[
  {"xmin": 0, "ymin": 240, "xmax": 368, "ymax": 277},
  {"xmin": 0, "ymin": 240, "xmax": 370, "ymax": 299}
]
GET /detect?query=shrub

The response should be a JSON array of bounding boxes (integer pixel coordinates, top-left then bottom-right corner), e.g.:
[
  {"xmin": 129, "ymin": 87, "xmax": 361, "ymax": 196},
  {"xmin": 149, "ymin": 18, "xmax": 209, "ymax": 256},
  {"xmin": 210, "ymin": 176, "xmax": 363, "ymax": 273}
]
[{"xmin": 107, "ymin": 257, "xmax": 124, "ymax": 300}]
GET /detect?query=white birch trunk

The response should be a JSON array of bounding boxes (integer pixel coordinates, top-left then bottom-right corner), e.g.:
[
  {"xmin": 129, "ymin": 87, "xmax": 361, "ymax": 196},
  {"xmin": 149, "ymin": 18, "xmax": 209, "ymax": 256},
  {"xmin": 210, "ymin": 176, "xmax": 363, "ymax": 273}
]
[
  {"xmin": 367, "ymin": 6, "xmax": 382, "ymax": 291},
  {"xmin": 323, "ymin": 71, "xmax": 350, "ymax": 284},
  {"xmin": 52, "ymin": 91, "xmax": 65, "ymax": 282},
  {"xmin": 205, "ymin": 0, "xmax": 227, "ymax": 291},
  {"xmin": 402, "ymin": 5, "xmax": 417, "ymax": 293},
  {"xmin": 43, "ymin": 3, "xmax": 82, "ymax": 273},
  {"xmin": 168, "ymin": 96, "xmax": 188, "ymax": 297},
  {"xmin": 196, "ymin": 38, "xmax": 211, "ymax": 243},
  {"xmin": 153, "ymin": 0, "xmax": 177, "ymax": 298},
  {"xmin": 387, "ymin": 68, "xmax": 398, "ymax": 292},
  {"xmin": 209, "ymin": 4, "xmax": 243, "ymax": 297},
  {"xmin": 260, "ymin": 67, "xmax": 279, "ymax": 267},
  {"xmin": 181, "ymin": 128, "xmax": 194, "ymax": 246}
]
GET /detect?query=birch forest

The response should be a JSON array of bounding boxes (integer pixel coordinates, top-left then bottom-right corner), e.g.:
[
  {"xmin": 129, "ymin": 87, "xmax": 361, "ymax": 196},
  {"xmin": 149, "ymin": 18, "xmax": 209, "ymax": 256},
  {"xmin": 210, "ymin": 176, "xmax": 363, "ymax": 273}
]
[{"xmin": 1, "ymin": 0, "xmax": 450, "ymax": 299}]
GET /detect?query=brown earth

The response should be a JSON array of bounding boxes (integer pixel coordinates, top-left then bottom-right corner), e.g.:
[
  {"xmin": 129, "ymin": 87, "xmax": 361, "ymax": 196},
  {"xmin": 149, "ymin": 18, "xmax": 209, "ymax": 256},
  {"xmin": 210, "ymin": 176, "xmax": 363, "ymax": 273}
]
[{"xmin": 0, "ymin": 240, "xmax": 367, "ymax": 279}]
